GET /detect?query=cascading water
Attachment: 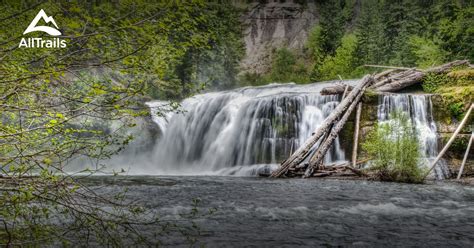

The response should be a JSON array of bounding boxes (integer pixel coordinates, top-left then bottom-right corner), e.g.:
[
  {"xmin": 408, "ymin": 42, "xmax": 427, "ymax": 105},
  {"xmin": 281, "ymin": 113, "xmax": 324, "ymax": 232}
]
[
  {"xmin": 377, "ymin": 94, "xmax": 450, "ymax": 179},
  {"xmin": 147, "ymin": 82, "xmax": 353, "ymax": 175}
]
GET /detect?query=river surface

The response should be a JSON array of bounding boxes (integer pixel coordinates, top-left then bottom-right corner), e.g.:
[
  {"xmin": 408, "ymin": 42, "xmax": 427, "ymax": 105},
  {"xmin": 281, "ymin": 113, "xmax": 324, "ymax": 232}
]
[{"xmin": 85, "ymin": 176, "xmax": 474, "ymax": 247}]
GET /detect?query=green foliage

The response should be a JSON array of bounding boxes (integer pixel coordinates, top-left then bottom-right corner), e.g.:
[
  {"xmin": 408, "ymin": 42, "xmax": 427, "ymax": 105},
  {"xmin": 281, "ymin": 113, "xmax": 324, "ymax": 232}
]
[
  {"xmin": 238, "ymin": 72, "xmax": 271, "ymax": 86},
  {"xmin": 448, "ymin": 102, "xmax": 465, "ymax": 118},
  {"xmin": 271, "ymin": 48, "xmax": 297, "ymax": 81},
  {"xmin": 355, "ymin": 0, "xmax": 386, "ymax": 65},
  {"xmin": 238, "ymin": 47, "xmax": 310, "ymax": 86},
  {"xmin": 246, "ymin": 1, "xmax": 473, "ymax": 86},
  {"xmin": 300, "ymin": 0, "xmax": 473, "ymax": 83},
  {"xmin": 307, "ymin": 25, "xmax": 323, "ymax": 59},
  {"xmin": 0, "ymin": 1, "xmax": 240, "ymax": 245},
  {"xmin": 363, "ymin": 112, "xmax": 425, "ymax": 183},
  {"xmin": 408, "ymin": 36, "xmax": 447, "ymax": 68},
  {"xmin": 422, "ymin": 73, "xmax": 448, "ymax": 93},
  {"xmin": 269, "ymin": 48, "xmax": 310, "ymax": 83},
  {"xmin": 422, "ymin": 69, "xmax": 474, "ymax": 119},
  {"xmin": 313, "ymin": 34, "xmax": 359, "ymax": 80}
]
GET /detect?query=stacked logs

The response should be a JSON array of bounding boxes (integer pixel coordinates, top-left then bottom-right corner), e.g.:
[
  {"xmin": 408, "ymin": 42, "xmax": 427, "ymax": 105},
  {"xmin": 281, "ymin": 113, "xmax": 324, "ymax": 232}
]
[
  {"xmin": 269, "ymin": 60, "xmax": 470, "ymax": 179},
  {"xmin": 284, "ymin": 159, "xmax": 370, "ymax": 178},
  {"xmin": 321, "ymin": 60, "xmax": 469, "ymax": 95}
]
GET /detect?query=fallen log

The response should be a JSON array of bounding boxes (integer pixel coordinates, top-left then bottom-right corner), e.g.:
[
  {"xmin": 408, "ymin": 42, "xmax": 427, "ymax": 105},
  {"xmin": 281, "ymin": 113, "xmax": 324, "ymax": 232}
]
[
  {"xmin": 321, "ymin": 84, "xmax": 353, "ymax": 95},
  {"xmin": 374, "ymin": 69, "xmax": 398, "ymax": 81},
  {"xmin": 363, "ymin": 64, "xmax": 413, "ymax": 70},
  {"xmin": 320, "ymin": 60, "xmax": 470, "ymax": 94},
  {"xmin": 270, "ymin": 75, "xmax": 374, "ymax": 178},
  {"xmin": 371, "ymin": 68, "xmax": 417, "ymax": 89},
  {"xmin": 375, "ymin": 60, "xmax": 469, "ymax": 92},
  {"xmin": 313, "ymin": 172, "xmax": 333, "ymax": 177},
  {"xmin": 323, "ymin": 158, "xmax": 371, "ymax": 168},
  {"xmin": 304, "ymin": 76, "xmax": 374, "ymax": 178}
]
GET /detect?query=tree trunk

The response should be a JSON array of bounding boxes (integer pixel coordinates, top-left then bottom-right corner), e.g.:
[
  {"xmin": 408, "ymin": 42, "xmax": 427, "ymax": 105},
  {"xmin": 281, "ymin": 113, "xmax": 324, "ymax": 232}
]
[
  {"xmin": 352, "ymin": 102, "xmax": 362, "ymax": 168},
  {"xmin": 270, "ymin": 75, "xmax": 374, "ymax": 178},
  {"xmin": 321, "ymin": 84, "xmax": 353, "ymax": 95},
  {"xmin": 457, "ymin": 131, "xmax": 473, "ymax": 180},
  {"xmin": 304, "ymin": 77, "xmax": 373, "ymax": 178},
  {"xmin": 320, "ymin": 60, "xmax": 470, "ymax": 94},
  {"xmin": 375, "ymin": 60, "xmax": 469, "ymax": 92}
]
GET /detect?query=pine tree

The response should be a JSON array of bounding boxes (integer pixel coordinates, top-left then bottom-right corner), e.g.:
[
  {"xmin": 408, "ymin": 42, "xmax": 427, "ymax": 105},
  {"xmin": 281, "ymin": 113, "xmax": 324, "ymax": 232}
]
[{"xmin": 355, "ymin": 0, "xmax": 385, "ymax": 65}]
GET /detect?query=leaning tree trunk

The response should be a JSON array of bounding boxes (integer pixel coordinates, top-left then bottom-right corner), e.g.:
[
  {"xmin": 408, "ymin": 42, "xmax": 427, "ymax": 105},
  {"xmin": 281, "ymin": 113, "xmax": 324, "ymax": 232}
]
[
  {"xmin": 270, "ymin": 75, "xmax": 374, "ymax": 178},
  {"xmin": 303, "ymin": 76, "xmax": 374, "ymax": 177}
]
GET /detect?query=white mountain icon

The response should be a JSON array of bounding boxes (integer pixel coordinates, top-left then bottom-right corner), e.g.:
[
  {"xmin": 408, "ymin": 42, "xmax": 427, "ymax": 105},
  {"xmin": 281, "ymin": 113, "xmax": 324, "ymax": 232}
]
[{"xmin": 23, "ymin": 9, "xmax": 61, "ymax": 36}]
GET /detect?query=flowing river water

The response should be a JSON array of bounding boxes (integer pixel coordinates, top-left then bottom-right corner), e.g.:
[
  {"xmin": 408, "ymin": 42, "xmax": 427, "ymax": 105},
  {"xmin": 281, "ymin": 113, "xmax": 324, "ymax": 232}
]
[
  {"xmin": 77, "ymin": 81, "xmax": 473, "ymax": 246},
  {"xmin": 86, "ymin": 176, "xmax": 474, "ymax": 247}
]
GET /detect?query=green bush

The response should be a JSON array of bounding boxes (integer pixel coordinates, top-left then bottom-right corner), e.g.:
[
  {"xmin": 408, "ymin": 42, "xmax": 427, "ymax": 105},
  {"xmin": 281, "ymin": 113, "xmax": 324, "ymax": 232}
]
[
  {"xmin": 312, "ymin": 34, "xmax": 359, "ymax": 81},
  {"xmin": 269, "ymin": 48, "xmax": 310, "ymax": 83},
  {"xmin": 408, "ymin": 36, "xmax": 447, "ymax": 68},
  {"xmin": 363, "ymin": 111, "xmax": 425, "ymax": 183},
  {"xmin": 422, "ymin": 72, "xmax": 446, "ymax": 93}
]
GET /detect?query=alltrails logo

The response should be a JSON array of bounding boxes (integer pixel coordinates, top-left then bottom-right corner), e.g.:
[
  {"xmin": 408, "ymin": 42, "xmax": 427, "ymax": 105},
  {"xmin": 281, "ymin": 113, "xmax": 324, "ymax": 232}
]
[{"xmin": 19, "ymin": 9, "xmax": 67, "ymax": 48}]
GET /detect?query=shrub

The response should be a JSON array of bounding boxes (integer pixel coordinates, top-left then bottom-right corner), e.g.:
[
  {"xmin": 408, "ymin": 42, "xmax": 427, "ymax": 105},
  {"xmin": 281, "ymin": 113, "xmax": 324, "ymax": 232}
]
[
  {"xmin": 408, "ymin": 36, "xmax": 447, "ymax": 68},
  {"xmin": 269, "ymin": 48, "xmax": 310, "ymax": 83},
  {"xmin": 312, "ymin": 34, "xmax": 359, "ymax": 81},
  {"xmin": 363, "ymin": 111, "xmax": 425, "ymax": 183}
]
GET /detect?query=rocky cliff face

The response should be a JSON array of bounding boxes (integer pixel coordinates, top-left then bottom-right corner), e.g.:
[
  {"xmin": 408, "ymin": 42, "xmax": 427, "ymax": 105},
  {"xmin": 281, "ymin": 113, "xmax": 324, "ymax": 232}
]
[{"xmin": 239, "ymin": 1, "xmax": 319, "ymax": 74}]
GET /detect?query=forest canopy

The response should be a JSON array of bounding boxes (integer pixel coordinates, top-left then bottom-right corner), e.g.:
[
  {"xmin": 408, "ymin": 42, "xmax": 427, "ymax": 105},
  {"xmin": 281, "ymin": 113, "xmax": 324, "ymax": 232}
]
[
  {"xmin": 0, "ymin": 1, "xmax": 242, "ymax": 245},
  {"xmin": 252, "ymin": 0, "xmax": 474, "ymax": 84}
]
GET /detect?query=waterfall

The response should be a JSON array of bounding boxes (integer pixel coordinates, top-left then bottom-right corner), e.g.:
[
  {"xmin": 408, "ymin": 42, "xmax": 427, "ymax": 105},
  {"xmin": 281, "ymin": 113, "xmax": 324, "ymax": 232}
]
[
  {"xmin": 148, "ymin": 82, "xmax": 353, "ymax": 175},
  {"xmin": 377, "ymin": 94, "xmax": 450, "ymax": 179}
]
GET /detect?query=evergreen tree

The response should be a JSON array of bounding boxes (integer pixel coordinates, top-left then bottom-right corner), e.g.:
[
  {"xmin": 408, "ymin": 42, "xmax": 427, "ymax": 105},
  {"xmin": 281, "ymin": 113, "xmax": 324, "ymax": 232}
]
[{"xmin": 355, "ymin": 0, "xmax": 385, "ymax": 65}]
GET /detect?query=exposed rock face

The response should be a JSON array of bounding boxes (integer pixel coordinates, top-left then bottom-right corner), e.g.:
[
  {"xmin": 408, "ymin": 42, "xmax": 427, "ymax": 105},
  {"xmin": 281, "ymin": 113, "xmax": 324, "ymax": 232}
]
[{"xmin": 240, "ymin": 1, "xmax": 318, "ymax": 74}]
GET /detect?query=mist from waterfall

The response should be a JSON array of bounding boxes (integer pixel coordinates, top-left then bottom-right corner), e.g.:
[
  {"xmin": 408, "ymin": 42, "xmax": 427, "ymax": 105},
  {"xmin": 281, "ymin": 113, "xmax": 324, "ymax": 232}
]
[
  {"xmin": 147, "ymin": 82, "xmax": 352, "ymax": 176},
  {"xmin": 377, "ymin": 94, "xmax": 450, "ymax": 179}
]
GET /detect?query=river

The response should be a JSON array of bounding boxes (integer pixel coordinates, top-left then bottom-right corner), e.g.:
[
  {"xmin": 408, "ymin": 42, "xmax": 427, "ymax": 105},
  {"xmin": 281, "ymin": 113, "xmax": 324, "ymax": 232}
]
[{"xmin": 85, "ymin": 176, "xmax": 474, "ymax": 247}]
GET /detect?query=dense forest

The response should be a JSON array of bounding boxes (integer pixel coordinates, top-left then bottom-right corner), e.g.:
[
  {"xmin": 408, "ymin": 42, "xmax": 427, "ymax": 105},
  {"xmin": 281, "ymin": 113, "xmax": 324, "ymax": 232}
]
[{"xmin": 247, "ymin": 0, "xmax": 474, "ymax": 84}]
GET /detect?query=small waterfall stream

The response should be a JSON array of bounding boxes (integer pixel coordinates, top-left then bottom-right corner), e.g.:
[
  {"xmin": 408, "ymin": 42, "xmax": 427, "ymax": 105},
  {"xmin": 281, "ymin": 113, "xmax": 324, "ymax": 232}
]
[
  {"xmin": 148, "ymin": 82, "xmax": 351, "ymax": 175},
  {"xmin": 377, "ymin": 94, "xmax": 450, "ymax": 179}
]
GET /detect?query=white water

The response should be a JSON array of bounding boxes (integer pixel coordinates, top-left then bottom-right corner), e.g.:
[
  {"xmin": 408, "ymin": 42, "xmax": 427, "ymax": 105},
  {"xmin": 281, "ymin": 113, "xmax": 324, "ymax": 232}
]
[
  {"xmin": 147, "ymin": 82, "xmax": 354, "ymax": 175},
  {"xmin": 377, "ymin": 94, "xmax": 450, "ymax": 179},
  {"xmin": 144, "ymin": 84, "xmax": 448, "ymax": 178}
]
